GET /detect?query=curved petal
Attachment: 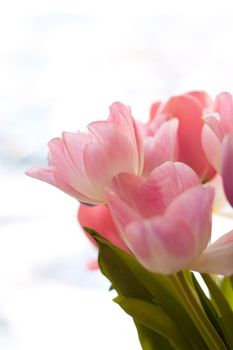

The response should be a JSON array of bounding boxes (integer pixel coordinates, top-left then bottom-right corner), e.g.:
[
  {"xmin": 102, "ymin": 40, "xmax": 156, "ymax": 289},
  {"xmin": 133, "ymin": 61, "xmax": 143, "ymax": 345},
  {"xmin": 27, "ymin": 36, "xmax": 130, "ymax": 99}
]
[
  {"xmin": 122, "ymin": 185, "xmax": 214, "ymax": 275},
  {"xmin": 78, "ymin": 204, "xmax": 128, "ymax": 251},
  {"xmin": 190, "ymin": 230, "xmax": 233, "ymax": 276},
  {"xmin": 202, "ymin": 124, "xmax": 222, "ymax": 172},
  {"xmin": 165, "ymin": 186, "xmax": 214, "ymax": 257},
  {"xmin": 203, "ymin": 114, "xmax": 224, "ymax": 141},
  {"xmin": 108, "ymin": 102, "xmax": 144, "ymax": 174},
  {"xmin": 185, "ymin": 91, "xmax": 214, "ymax": 110},
  {"xmin": 222, "ymin": 134, "xmax": 233, "ymax": 207},
  {"xmin": 111, "ymin": 162, "xmax": 200, "ymax": 218},
  {"xmin": 105, "ymin": 188, "xmax": 141, "ymax": 235},
  {"xmin": 26, "ymin": 166, "xmax": 93, "ymax": 203},
  {"xmin": 143, "ymin": 119, "xmax": 179, "ymax": 176},
  {"xmin": 124, "ymin": 216, "xmax": 195, "ymax": 274},
  {"xmin": 215, "ymin": 92, "xmax": 233, "ymax": 134},
  {"xmin": 161, "ymin": 94, "xmax": 215, "ymax": 180},
  {"xmin": 88, "ymin": 102, "xmax": 143, "ymax": 175},
  {"xmin": 48, "ymin": 138, "xmax": 100, "ymax": 200}
]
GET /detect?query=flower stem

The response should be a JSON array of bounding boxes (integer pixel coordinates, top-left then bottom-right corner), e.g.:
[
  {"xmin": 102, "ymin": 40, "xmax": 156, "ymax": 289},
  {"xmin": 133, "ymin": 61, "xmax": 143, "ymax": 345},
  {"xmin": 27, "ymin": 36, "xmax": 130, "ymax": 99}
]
[{"xmin": 169, "ymin": 271, "xmax": 227, "ymax": 350}]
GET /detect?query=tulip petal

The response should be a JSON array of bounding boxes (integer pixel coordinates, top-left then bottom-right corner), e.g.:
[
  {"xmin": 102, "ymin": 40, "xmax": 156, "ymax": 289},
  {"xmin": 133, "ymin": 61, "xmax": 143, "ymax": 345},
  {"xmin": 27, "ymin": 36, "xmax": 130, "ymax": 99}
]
[
  {"xmin": 48, "ymin": 137, "xmax": 100, "ymax": 200},
  {"xmin": 221, "ymin": 134, "xmax": 233, "ymax": 207},
  {"xmin": 143, "ymin": 119, "xmax": 179, "ymax": 176},
  {"xmin": 26, "ymin": 166, "xmax": 92, "ymax": 203},
  {"xmin": 203, "ymin": 114, "xmax": 224, "ymax": 141},
  {"xmin": 165, "ymin": 186, "xmax": 214, "ymax": 257},
  {"xmin": 190, "ymin": 230, "xmax": 233, "ymax": 276},
  {"xmin": 111, "ymin": 162, "xmax": 200, "ymax": 218},
  {"xmin": 215, "ymin": 92, "xmax": 233, "ymax": 134},
  {"xmin": 122, "ymin": 186, "xmax": 214, "ymax": 274},
  {"xmin": 106, "ymin": 188, "xmax": 141, "ymax": 235},
  {"xmin": 202, "ymin": 124, "xmax": 222, "ymax": 172},
  {"xmin": 161, "ymin": 94, "xmax": 215, "ymax": 179},
  {"xmin": 185, "ymin": 91, "xmax": 214, "ymax": 110},
  {"xmin": 124, "ymin": 216, "xmax": 195, "ymax": 274}
]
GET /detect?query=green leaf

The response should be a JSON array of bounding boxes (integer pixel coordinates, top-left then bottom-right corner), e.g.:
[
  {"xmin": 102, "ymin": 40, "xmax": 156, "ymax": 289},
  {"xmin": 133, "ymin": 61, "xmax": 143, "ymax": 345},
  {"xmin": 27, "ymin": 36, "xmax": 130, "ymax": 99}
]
[
  {"xmin": 202, "ymin": 274, "xmax": 233, "ymax": 348},
  {"xmin": 135, "ymin": 321, "xmax": 173, "ymax": 350},
  {"xmin": 85, "ymin": 227, "xmax": 207, "ymax": 349},
  {"xmin": 115, "ymin": 296, "xmax": 191, "ymax": 350},
  {"xmin": 192, "ymin": 273, "xmax": 227, "ymax": 346},
  {"xmin": 221, "ymin": 277, "xmax": 233, "ymax": 310}
]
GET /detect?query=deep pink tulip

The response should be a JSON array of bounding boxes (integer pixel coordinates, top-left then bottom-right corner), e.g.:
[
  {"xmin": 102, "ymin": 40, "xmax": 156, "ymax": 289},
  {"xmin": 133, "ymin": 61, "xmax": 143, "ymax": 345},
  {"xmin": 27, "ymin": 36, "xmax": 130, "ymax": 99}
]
[
  {"xmin": 202, "ymin": 92, "xmax": 233, "ymax": 206},
  {"xmin": 149, "ymin": 91, "xmax": 216, "ymax": 181},
  {"xmin": 105, "ymin": 161, "xmax": 233, "ymax": 276},
  {"xmin": 26, "ymin": 102, "xmax": 144, "ymax": 205},
  {"xmin": 78, "ymin": 204, "xmax": 128, "ymax": 252}
]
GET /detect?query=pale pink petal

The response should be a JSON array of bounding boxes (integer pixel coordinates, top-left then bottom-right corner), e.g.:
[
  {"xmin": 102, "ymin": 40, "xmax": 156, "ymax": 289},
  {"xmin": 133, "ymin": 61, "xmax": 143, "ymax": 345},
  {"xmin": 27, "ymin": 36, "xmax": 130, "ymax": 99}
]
[
  {"xmin": 221, "ymin": 134, "xmax": 233, "ymax": 207},
  {"xmin": 61, "ymin": 131, "xmax": 100, "ymax": 197},
  {"xmin": 105, "ymin": 188, "xmax": 141, "ymax": 236},
  {"xmin": 111, "ymin": 162, "xmax": 200, "ymax": 218},
  {"xmin": 48, "ymin": 138, "xmax": 100, "ymax": 200},
  {"xmin": 143, "ymin": 119, "xmax": 179, "ymax": 176},
  {"xmin": 124, "ymin": 217, "xmax": 196, "ymax": 275},
  {"xmin": 138, "ymin": 162, "xmax": 200, "ymax": 217},
  {"xmin": 62, "ymin": 131, "xmax": 92, "ymax": 175},
  {"xmin": 109, "ymin": 102, "xmax": 144, "ymax": 173},
  {"xmin": 165, "ymin": 186, "xmax": 214, "ymax": 258},
  {"xmin": 215, "ymin": 92, "xmax": 233, "ymax": 134},
  {"xmin": 122, "ymin": 185, "xmax": 214, "ymax": 274},
  {"xmin": 88, "ymin": 102, "xmax": 143, "ymax": 175},
  {"xmin": 190, "ymin": 230, "xmax": 233, "ymax": 275},
  {"xmin": 110, "ymin": 172, "xmax": 145, "ymax": 213},
  {"xmin": 83, "ymin": 138, "xmax": 137, "ymax": 200},
  {"xmin": 203, "ymin": 113, "xmax": 224, "ymax": 140},
  {"xmin": 26, "ymin": 166, "xmax": 92, "ymax": 203},
  {"xmin": 202, "ymin": 124, "xmax": 222, "ymax": 172}
]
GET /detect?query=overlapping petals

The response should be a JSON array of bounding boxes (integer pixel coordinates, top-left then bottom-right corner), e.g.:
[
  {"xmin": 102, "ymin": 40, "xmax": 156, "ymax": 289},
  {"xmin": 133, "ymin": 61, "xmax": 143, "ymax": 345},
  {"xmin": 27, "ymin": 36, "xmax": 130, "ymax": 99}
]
[
  {"xmin": 26, "ymin": 102, "xmax": 144, "ymax": 204},
  {"xmin": 202, "ymin": 92, "xmax": 233, "ymax": 206},
  {"xmin": 142, "ymin": 119, "xmax": 179, "ymax": 176},
  {"xmin": 149, "ymin": 91, "xmax": 215, "ymax": 180},
  {"xmin": 106, "ymin": 161, "xmax": 220, "ymax": 274}
]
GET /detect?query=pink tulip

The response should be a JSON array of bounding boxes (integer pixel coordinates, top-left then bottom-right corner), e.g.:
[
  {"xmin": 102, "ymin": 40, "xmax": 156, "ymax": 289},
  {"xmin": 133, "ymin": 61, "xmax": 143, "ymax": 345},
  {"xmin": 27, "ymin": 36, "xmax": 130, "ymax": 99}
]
[
  {"xmin": 105, "ymin": 161, "xmax": 233, "ymax": 275},
  {"xmin": 202, "ymin": 92, "xmax": 233, "ymax": 206},
  {"xmin": 78, "ymin": 203, "xmax": 128, "ymax": 252},
  {"xmin": 149, "ymin": 91, "xmax": 215, "ymax": 181},
  {"xmin": 26, "ymin": 102, "xmax": 144, "ymax": 205}
]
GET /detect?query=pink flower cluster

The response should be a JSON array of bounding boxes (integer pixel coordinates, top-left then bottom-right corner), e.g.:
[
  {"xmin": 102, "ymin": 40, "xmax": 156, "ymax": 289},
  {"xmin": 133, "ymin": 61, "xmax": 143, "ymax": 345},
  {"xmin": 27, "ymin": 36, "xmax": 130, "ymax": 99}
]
[{"xmin": 27, "ymin": 91, "xmax": 233, "ymax": 275}]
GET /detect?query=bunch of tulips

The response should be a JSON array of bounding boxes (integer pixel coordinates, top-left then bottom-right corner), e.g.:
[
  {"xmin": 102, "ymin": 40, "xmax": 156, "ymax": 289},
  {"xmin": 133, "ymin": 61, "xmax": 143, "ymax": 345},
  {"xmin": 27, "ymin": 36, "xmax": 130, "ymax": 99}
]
[{"xmin": 27, "ymin": 91, "xmax": 233, "ymax": 350}]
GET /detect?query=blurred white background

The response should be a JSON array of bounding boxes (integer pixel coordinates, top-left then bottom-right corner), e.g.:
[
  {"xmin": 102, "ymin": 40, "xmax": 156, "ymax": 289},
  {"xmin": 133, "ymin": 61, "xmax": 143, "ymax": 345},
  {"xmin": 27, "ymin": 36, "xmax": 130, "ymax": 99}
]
[{"xmin": 1, "ymin": 1, "xmax": 233, "ymax": 349}]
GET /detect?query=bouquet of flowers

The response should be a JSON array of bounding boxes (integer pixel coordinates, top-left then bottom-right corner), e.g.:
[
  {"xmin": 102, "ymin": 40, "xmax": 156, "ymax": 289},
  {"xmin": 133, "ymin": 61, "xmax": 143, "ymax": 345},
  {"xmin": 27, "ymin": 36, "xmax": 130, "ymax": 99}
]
[{"xmin": 27, "ymin": 91, "xmax": 233, "ymax": 349}]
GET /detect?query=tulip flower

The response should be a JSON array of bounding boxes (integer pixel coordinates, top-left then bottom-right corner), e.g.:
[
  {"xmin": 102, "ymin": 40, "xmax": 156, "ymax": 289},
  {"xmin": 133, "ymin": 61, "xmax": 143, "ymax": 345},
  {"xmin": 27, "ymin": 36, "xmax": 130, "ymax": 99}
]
[
  {"xmin": 202, "ymin": 92, "xmax": 233, "ymax": 206},
  {"xmin": 149, "ymin": 91, "xmax": 215, "ymax": 181},
  {"xmin": 106, "ymin": 161, "xmax": 233, "ymax": 275},
  {"xmin": 26, "ymin": 102, "xmax": 144, "ymax": 205}
]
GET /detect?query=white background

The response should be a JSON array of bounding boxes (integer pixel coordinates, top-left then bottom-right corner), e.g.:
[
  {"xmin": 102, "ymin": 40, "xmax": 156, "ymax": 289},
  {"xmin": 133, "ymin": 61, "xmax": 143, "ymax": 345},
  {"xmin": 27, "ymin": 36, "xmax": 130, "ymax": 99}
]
[{"xmin": 1, "ymin": 1, "xmax": 233, "ymax": 349}]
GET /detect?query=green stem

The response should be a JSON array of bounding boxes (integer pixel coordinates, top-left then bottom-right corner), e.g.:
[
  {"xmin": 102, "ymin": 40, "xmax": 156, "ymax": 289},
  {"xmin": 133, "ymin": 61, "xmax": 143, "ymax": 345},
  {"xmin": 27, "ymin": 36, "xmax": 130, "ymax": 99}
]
[{"xmin": 169, "ymin": 271, "xmax": 227, "ymax": 350}]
